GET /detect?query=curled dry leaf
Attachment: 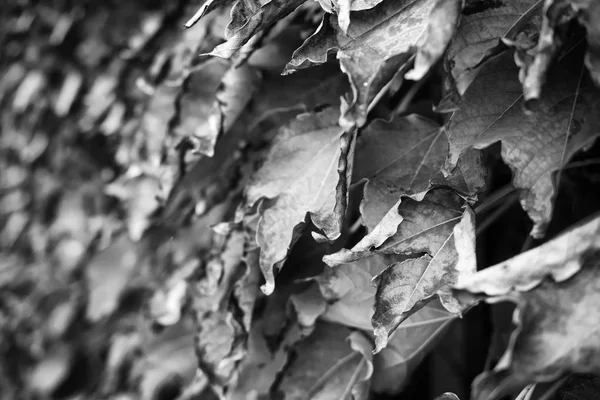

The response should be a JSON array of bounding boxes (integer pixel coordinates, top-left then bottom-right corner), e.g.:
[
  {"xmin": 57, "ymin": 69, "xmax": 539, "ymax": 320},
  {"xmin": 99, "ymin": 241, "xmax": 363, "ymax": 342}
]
[
  {"xmin": 176, "ymin": 58, "xmax": 261, "ymax": 157},
  {"xmin": 519, "ymin": 0, "xmax": 600, "ymax": 101},
  {"xmin": 454, "ymin": 213, "xmax": 600, "ymax": 296},
  {"xmin": 370, "ymin": 196, "xmax": 476, "ymax": 352},
  {"xmin": 444, "ymin": 0, "xmax": 541, "ymax": 95},
  {"xmin": 313, "ymin": 249, "xmax": 457, "ymax": 394},
  {"xmin": 455, "ymin": 247, "xmax": 600, "ymax": 400},
  {"xmin": 325, "ymin": 111, "xmax": 484, "ymax": 267},
  {"xmin": 405, "ymin": 0, "xmax": 464, "ymax": 81},
  {"xmin": 285, "ymin": 0, "xmax": 437, "ymax": 129},
  {"xmin": 315, "ymin": 0, "xmax": 386, "ymax": 34},
  {"xmin": 192, "ymin": 229, "xmax": 258, "ymax": 386},
  {"xmin": 275, "ymin": 322, "xmax": 373, "ymax": 400},
  {"xmin": 445, "ymin": 49, "xmax": 600, "ymax": 238},
  {"xmin": 244, "ymin": 107, "xmax": 350, "ymax": 295},
  {"xmin": 209, "ymin": 0, "xmax": 308, "ymax": 59}
]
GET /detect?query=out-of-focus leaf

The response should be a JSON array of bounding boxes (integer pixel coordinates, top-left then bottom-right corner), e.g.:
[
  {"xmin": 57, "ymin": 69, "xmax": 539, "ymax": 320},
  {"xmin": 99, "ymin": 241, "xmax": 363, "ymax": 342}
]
[
  {"xmin": 192, "ymin": 229, "xmax": 252, "ymax": 386},
  {"xmin": 105, "ymin": 173, "xmax": 162, "ymax": 241},
  {"xmin": 455, "ymin": 246, "xmax": 600, "ymax": 400},
  {"xmin": 434, "ymin": 393, "xmax": 461, "ymax": 400},
  {"xmin": 133, "ymin": 319, "xmax": 201, "ymax": 399},
  {"xmin": 244, "ymin": 108, "xmax": 349, "ymax": 295},
  {"xmin": 285, "ymin": 0, "xmax": 437, "ymax": 129},
  {"xmin": 405, "ymin": 0, "xmax": 464, "ymax": 81},
  {"xmin": 85, "ymin": 234, "xmax": 140, "ymax": 322},
  {"xmin": 454, "ymin": 213, "xmax": 600, "ymax": 296},
  {"xmin": 369, "ymin": 196, "xmax": 475, "ymax": 352},
  {"xmin": 444, "ymin": 0, "xmax": 541, "ymax": 95},
  {"xmin": 275, "ymin": 322, "xmax": 373, "ymax": 400},
  {"xmin": 445, "ymin": 49, "xmax": 600, "ymax": 238},
  {"xmin": 175, "ymin": 58, "xmax": 261, "ymax": 157},
  {"xmin": 208, "ymin": 0, "xmax": 308, "ymax": 59}
]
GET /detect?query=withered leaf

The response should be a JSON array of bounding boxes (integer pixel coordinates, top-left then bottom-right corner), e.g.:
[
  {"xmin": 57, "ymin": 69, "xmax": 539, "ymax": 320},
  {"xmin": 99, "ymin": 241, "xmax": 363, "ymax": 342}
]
[
  {"xmin": 457, "ymin": 248, "xmax": 600, "ymax": 400},
  {"xmin": 405, "ymin": 0, "xmax": 464, "ymax": 81},
  {"xmin": 454, "ymin": 213, "xmax": 600, "ymax": 296},
  {"xmin": 176, "ymin": 58, "xmax": 261, "ymax": 157},
  {"xmin": 519, "ymin": 0, "xmax": 600, "ymax": 101},
  {"xmin": 372, "ymin": 302, "xmax": 456, "ymax": 394},
  {"xmin": 368, "ymin": 194, "xmax": 476, "ymax": 351},
  {"xmin": 275, "ymin": 322, "xmax": 373, "ymax": 400},
  {"xmin": 285, "ymin": 0, "xmax": 438, "ymax": 129},
  {"xmin": 445, "ymin": 0, "xmax": 541, "ymax": 95},
  {"xmin": 209, "ymin": 0, "xmax": 308, "ymax": 59},
  {"xmin": 315, "ymin": 0, "xmax": 386, "ymax": 34},
  {"xmin": 445, "ymin": 49, "xmax": 600, "ymax": 238},
  {"xmin": 193, "ymin": 229, "xmax": 253, "ymax": 386},
  {"xmin": 323, "ymin": 113, "xmax": 483, "ymax": 267},
  {"xmin": 244, "ymin": 108, "xmax": 349, "ymax": 295},
  {"xmin": 313, "ymin": 256, "xmax": 457, "ymax": 394},
  {"xmin": 326, "ymin": 163, "xmax": 481, "ymax": 267}
]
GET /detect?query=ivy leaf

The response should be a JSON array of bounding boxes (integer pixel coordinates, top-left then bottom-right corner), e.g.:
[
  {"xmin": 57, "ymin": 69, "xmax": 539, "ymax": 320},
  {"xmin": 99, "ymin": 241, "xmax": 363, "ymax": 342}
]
[
  {"xmin": 453, "ymin": 241, "xmax": 600, "ymax": 399},
  {"xmin": 208, "ymin": 0, "xmax": 308, "ymax": 59},
  {"xmin": 518, "ymin": 0, "xmax": 600, "ymax": 101},
  {"xmin": 369, "ymin": 194, "xmax": 476, "ymax": 352},
  {"xmin": 445, "ymin": 49, "xmax": 600, "ymax": 238},
  {"xmin": 192, "ymin": 229, "xmax": 254, "ymax": 386},
  {"xmin": 405, "ymin": 0, "xmax": 464, "ymax": 81},
  {"xmin": 176, "ymin": 58, "xmax": 261, "ymax": 157},
  {"xmin": 284, "ymin": 0, "xmax": 437, "ymax": 129},
  {"xmin": 444, "ymin": 0, "xmax": 541, "ymax": 95},
  {"xmin": 372, "ymin": 303, "xmax": 456, "ymax": 395},
  {"xmin": 244, "ymin": 108, "xmax": 350, "ymax": 295},
  {"xmin": 315, "ymin": 0, "xmax": 386, "ymax": 34},
  {"xmin": 454, "ymin": 213, "xmax": 600, "ymax": 296},
  {"xmin": 324, "ymin": 114, "xmax": 484, "ymax": 267},
  {"xmin": 275, "ymin": 322, "xmax": 373, "ymax": 400}
]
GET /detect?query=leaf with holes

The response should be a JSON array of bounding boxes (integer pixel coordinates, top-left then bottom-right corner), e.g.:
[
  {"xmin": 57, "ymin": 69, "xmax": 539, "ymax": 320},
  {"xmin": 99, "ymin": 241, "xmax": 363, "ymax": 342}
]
[{"xmin": 445, "ymin": 48, "xmax": 600, "ymax": 238}]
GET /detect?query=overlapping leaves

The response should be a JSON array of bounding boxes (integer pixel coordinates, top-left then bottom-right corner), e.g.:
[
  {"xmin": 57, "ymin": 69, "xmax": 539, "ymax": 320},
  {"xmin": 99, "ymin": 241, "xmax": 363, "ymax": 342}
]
[{"xmin": 454, "ymin": 214, "xmax": 600, "ymax": 400}]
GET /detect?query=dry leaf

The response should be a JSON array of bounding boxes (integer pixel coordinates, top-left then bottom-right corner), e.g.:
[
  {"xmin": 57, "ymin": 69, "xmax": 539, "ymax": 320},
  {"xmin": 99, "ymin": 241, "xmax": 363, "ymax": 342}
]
[
  {"xmin": 445, "ymin": 0, "xmax": 541, "ymax": 95},
  {"xmin": 454, "ymin": 213, "xmax": 600, "ymax": 296},
  {"xmin": 445, "ymin": 49, "xmax": 600, "ymax": 238},
  {"xmin": 285, "ymin": 0, "xmax": 437, "ymax": 128},
  {"xmin": 456, "ymin": 248, "xmax": 600, "ymax": 400},
  {"xmin": 405, "ymin": 0, "xmax": 464, "ymax": 81},
  {"xmin": 370, "ymin": 197, "xmax": 475, "ymax": 351},
  {"xmin": 275, "ymin": 322, "xmax": 373, "ymax": 400},
  {"xmin": 209, "ymin": 0, "xmax": 308, "ymax": 59},
  {"xmin": 244, "ymin": 108, "xmax": 349, "ymax": 295}
]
